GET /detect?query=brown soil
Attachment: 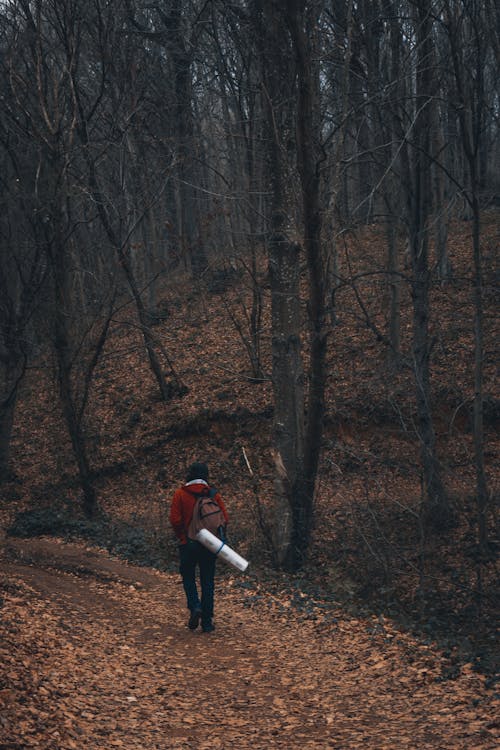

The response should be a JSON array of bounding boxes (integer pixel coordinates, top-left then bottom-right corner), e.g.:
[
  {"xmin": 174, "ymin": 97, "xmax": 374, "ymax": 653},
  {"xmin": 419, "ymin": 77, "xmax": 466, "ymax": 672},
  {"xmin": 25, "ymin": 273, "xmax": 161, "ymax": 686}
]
[{"xmin": 1, "ymin": 538, "xmax": 497, "ymax": 749}]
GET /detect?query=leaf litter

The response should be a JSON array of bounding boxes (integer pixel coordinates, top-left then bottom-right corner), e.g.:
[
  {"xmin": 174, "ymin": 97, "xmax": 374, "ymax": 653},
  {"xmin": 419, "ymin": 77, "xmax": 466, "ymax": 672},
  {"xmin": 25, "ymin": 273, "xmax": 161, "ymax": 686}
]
[{"xmin": 0, "ymin": 538, "xmax": 498, "ymax": 749}]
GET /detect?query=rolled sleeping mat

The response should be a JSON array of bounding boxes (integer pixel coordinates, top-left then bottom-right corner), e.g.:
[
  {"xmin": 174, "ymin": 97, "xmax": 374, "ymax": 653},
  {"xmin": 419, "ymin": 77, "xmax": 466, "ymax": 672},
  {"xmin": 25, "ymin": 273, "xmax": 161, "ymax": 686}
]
[{"xmin": 196, "ymin": 528, "xmax": 249, "ymax": 572}]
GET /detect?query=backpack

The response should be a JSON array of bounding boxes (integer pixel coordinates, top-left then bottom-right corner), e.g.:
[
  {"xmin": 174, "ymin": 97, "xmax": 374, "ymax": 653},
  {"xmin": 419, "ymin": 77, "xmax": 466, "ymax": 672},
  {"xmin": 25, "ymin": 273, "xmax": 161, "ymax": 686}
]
[{"xmin": 187, "ymin": 489, "xmax": 226, "ymax": 541}]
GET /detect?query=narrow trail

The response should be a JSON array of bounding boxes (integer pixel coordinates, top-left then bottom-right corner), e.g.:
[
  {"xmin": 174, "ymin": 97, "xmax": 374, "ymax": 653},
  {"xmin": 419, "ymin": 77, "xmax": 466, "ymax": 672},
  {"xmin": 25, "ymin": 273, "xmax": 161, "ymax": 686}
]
[{"xmin": 0, "ymin": 539, "xmax": 497, "ymax": 749}]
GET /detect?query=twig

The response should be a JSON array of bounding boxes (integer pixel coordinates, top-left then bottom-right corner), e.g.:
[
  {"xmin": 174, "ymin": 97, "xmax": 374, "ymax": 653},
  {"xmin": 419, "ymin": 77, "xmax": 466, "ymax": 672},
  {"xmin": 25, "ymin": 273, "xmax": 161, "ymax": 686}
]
[{"xmin": 242, "ymin": 446, "xmax": 254, "ymax": 477}]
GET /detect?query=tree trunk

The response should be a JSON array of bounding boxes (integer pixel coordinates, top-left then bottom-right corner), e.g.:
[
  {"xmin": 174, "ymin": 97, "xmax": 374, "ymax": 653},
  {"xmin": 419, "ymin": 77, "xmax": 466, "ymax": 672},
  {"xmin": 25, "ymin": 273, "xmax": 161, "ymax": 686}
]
[
  {"xmin": 287, "ymin": 0, "xmax": 327, "ymax": 569},
  {"xmin": 118, "ymin": 247, "xmax": 175, "ymax": 402},
  {"xmin": 384, "ymin": 0, "xmax": 405, "ymax": 366},
  {"xmin": 445, "ymin": 0, "xmax": 491, "ymax": 550},
  {"xmin": 432, "ymin": 104, "xmax": 451, "ymax": 281},
  {"xmin": 254, "ymin": 0, "xmax": 328, "ymax": 570},
  {"xmin": 168, "ymin": 4, "xmax": 208, "ymax": 277},
  {"xmin": 0, "ymin": 312, "xmax": 27, "ymax": 480},
  {"xmin": 252, "ymin": 0, "xmax": 305, "ymax": 567},
  {"xmin": 0, "ymin": 367, "xmax": 20, "ymax": 479},
  {"xmin": 470, "ymin": 185, "xmax": 489, "ymax": 550},
  {"xmin": 410, "ymin": 0, "xmax": 450, "ymax": 528},
  {"xmin": 386, "ymin": 220, "xmax": 401, "ymax": 365},
  {"xmin": 269, "ymin": 223, "xmax": 305, "ymax": 565},
  {"xmin": 48, "ymin": 197, "xmax": 97, "ymax": 518}
]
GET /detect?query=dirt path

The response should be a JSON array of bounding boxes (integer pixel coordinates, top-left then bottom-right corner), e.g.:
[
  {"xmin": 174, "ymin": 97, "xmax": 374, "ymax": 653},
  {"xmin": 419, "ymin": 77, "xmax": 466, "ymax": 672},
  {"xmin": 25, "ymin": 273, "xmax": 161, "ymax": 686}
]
[{"xmin": 0, "ymin": 538, "xmax": 497, "ymax": 749}]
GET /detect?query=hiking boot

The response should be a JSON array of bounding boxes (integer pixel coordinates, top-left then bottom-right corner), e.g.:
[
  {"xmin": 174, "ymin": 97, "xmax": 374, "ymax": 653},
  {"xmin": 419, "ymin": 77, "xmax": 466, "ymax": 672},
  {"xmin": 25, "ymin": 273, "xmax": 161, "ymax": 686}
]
[
  {"xmin": 188, "ymin": 608, "xmax": 202, "ymax": 630},
  {"xmin": 202, "ymin": 620, "xmax": 215, "ymax": 633}
]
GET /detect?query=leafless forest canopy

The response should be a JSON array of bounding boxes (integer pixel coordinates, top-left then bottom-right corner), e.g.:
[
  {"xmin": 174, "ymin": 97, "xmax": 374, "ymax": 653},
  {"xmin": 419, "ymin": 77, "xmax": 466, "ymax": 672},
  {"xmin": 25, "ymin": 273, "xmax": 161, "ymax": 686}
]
[{"xmin": 1, "ymin": 1, "xmax": 498, "ymax": 573}]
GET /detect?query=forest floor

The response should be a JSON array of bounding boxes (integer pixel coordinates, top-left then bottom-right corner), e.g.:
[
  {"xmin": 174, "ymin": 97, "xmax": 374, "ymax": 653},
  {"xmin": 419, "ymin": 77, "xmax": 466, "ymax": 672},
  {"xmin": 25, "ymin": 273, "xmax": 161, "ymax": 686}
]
[{"xmin": 1, "ymin": 536, "xmax": 498, "ymax": 750}]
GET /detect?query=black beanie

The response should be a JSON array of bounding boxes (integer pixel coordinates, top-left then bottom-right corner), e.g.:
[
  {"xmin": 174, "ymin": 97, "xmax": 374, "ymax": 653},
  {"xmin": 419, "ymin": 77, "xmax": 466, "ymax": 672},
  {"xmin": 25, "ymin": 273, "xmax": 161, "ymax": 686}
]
[{"xmin": 186, "ymin": 462, "xmax": 209, "ymax": 483}]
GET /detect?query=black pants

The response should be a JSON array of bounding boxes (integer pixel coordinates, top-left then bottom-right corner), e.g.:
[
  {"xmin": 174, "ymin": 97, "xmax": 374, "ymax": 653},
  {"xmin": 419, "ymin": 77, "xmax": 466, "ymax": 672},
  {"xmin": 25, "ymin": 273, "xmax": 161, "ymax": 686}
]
[{"xmin": 179, "ymin": 540, "xmax": 216, "ymax": 624}]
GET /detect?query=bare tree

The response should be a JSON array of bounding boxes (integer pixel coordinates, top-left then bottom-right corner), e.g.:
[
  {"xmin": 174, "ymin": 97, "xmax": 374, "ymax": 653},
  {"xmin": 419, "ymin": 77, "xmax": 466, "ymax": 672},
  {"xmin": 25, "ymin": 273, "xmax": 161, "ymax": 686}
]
[
  {"xmin": 126, "ymin": 0, "xmax": 211, "ymax": 276},
  {"xmin": 0, "ymin": 235, "xmax": 46, "ymax": 479},
  {"xmin": 1, "ymin": 0, "xmax": 117, "ymax": 514},
  {"xmin": 207, "ymin": 3, "xmax": 267, "ymax": 379},
  {"xmin": 407, "ymin": 1, "xmax": 450, "ymax": 526},
  {"xmin": 287, "ymin": 0, "xmax": 328, "ymax": 568},
  {"xmin": 250, "ymin": 0, "xmax": 304, "ymax": 567},
  {"xmin": 251, "ymin": 0, "xmax": 329, "ymax": 570},
  {"xmin": 71, "ymin": 0, "xmax": 183, "ymax": 403},
  {"xmin": 444, "ymin": 0, "xmax": 496, "ymax": 551}
]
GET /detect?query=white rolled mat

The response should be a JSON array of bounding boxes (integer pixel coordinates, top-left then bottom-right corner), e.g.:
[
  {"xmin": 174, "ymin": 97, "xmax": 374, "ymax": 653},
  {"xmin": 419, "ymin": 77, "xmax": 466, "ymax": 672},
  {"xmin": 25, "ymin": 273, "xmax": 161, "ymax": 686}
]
[{"xmin": 196, "ymin": 528, "xmax": 249, "ymax": 572}]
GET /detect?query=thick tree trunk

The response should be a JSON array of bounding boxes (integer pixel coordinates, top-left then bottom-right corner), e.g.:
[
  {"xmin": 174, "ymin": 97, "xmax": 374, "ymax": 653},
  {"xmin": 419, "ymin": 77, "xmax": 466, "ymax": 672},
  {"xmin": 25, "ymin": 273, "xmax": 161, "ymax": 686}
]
[
  {"xmin": 252, "ymin": 0, "xmax": 305, "ymax": 567},
  {"xmin": 287, "ymin": 0, "xmax": 327, "ymax": 569},
  {"xmin": 269, "ymin": 222, "xmax": 305, "ymax": 565},
  {"xmin": 253, "ymin": 0, "xmax": 328, "ymax": 570},
  {"xmin": 410, "ymin": 230, "xmax": 448, "ymax": 525},
  {"xmin": 410, "ymin": 0, "xmax": 450, "ymax": 527}
]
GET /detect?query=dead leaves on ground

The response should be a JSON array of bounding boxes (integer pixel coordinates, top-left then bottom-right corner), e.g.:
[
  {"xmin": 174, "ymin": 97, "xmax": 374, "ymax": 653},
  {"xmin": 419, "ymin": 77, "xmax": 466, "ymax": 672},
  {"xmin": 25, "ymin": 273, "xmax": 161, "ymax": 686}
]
[{"xmin": 0, "ymin": 544, "xmax": 498, "ymax": 749}]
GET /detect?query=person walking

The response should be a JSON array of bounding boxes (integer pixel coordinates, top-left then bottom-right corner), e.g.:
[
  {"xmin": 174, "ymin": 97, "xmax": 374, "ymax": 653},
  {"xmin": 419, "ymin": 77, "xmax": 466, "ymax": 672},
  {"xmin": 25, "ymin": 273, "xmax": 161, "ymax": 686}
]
[{"xmin": 169, "ymin": 461, "xmax": 229, "ymax": 633}]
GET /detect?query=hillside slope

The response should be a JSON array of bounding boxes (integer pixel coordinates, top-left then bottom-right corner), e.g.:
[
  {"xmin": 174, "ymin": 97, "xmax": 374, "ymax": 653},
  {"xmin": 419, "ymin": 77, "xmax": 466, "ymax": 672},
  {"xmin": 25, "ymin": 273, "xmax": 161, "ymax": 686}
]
[{"xmin": 2, "ymin": 213, "xmax": 499, "ymax": 668}]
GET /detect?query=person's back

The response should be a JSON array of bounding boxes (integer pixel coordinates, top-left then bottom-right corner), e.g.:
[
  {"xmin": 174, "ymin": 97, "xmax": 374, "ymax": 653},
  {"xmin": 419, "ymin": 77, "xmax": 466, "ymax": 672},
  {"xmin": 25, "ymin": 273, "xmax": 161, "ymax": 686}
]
[{"xmin": 169, "ymin": 462, "xmax": 228, "ymax": 632}]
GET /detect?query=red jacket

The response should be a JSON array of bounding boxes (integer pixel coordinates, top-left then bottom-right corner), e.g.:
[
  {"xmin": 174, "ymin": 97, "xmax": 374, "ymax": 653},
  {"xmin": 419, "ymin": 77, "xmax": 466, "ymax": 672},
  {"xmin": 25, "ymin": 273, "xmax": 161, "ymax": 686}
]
[{"xmin": 169, "ymin": 480, "xmax": 229, "ymax": 545}]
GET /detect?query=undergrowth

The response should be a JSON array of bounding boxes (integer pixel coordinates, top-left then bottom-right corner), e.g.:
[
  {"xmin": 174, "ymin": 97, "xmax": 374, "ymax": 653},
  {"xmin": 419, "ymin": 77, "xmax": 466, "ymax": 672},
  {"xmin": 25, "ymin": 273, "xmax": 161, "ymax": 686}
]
[{"xmin": 7, "ymin": 505, "xmax": 171, "ymax": 570}]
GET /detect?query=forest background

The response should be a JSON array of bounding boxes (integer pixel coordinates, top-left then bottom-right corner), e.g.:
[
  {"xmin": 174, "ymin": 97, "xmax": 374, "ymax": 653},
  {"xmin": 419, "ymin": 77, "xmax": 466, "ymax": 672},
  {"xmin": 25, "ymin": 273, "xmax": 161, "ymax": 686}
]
[{"xmin": 0, "ymin": 0, "xmax": 498, "ymax": 674}]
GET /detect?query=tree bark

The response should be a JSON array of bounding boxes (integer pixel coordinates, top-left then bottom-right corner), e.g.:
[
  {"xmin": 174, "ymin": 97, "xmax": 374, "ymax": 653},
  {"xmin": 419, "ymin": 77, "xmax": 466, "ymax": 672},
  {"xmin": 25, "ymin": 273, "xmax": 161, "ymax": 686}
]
[
  {"xmin": 47, "ymin": 173, "xmax": 97, "ymax": 518},
  {"xmin": 287, "ymin": 0, "xmax": 327, "ymax": 568},
  {"xmin": 164, "ymin": 1, "xmax": 208, "ymax": 277},
  {"xmin": 252, "ymin": 0, "xmax": 305, "ymax": 567},
  {"xmin": 410, "ymin": 0, "xmax": 450, "ymax": 527},
  {"xmin": 386, "ymin": 221, "xmax": 401, "ymax": 365},
  {"xmin": 269, "ymin": 224, "xmax": 305, "ymax": 565},
  {"xmin": 253, "ymin": 0, "xmax": 328, "ymax": 570},
  {"xmin": 445, "ymin": 0, "xmax": 490, "ymax": 549},
  {"xmin": 0, "ymin": 365, "xmax": 22, "ymax": 479}
]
